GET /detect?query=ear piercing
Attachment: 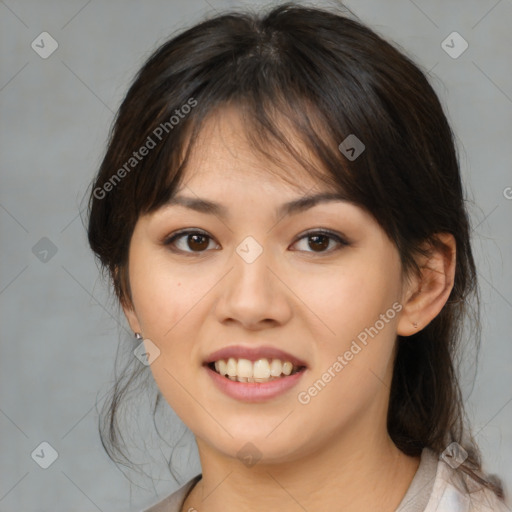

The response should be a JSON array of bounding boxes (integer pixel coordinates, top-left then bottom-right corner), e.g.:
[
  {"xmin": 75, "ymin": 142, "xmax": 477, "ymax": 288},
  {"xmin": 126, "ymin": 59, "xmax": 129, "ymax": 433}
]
[
  {"xmin": 412, "ymin": 322, "xmax": 418, "ymax": 328},
  {"xmin": 135, "ymin": 332, "xmax": 142, "ymax": 340}
]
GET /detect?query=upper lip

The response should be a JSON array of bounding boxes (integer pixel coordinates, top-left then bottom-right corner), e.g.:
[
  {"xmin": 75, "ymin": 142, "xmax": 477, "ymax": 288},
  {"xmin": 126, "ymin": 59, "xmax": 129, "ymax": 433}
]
[{"xmin": 204, "ymin": 345, "xmax": 308, "ymax": 368}]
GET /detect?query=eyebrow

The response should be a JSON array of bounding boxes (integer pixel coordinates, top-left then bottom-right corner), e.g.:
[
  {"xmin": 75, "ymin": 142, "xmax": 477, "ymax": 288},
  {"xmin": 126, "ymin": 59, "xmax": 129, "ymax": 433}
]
[{"xmin": 163, "ymin": 192, "xmax": 350, "ymax": 219}]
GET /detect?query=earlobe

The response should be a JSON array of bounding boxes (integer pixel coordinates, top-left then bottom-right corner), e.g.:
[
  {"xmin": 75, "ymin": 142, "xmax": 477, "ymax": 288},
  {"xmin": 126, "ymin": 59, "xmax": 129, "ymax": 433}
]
[{"xmin": 397, "ymin": 233, "xmax": 456, "ymax": 337}]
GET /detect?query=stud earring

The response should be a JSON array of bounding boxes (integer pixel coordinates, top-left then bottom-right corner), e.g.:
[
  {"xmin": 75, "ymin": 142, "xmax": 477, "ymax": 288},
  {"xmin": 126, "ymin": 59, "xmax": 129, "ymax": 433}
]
[{"xmin": 135, "ymin": 332, "xmax": 142, "ymax": 340}]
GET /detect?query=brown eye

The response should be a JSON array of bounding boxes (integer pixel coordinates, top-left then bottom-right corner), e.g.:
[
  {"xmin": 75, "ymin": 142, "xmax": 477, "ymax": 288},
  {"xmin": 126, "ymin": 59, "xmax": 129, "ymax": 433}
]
[
  {"xmin": 307, "ymin": 234, "xmax": 330, "ymax": 252},
  {"xmin": 186, "ymin": 234, "xmax": 210, "ymax": 251},
  {"xmin": 291, "ymin": 230, "xmax": 349, "ymax": 254},
  {"xmin": 164, "ymin": 230, "xmax": 219, "ymax": 254}
]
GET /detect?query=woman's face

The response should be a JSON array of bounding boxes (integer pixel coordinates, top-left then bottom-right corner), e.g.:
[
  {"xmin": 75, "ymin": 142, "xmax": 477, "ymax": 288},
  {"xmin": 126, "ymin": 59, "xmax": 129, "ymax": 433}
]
[{"xmin": 124, "ymin": 107, "xmax": 413, "ymax": 465}]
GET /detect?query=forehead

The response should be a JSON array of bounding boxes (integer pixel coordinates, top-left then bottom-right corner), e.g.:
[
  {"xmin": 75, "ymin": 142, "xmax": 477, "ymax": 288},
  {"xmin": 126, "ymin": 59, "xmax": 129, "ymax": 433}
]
[{"xmin": 177, "ymin": 104, "xmax": 335, "ymax": 196}]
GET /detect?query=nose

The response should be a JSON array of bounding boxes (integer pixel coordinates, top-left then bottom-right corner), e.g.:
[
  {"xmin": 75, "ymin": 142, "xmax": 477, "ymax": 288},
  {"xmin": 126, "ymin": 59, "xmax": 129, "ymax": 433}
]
[{"xmin": 214, "ymin": 243, "xmax": 293, "ymax": 330}]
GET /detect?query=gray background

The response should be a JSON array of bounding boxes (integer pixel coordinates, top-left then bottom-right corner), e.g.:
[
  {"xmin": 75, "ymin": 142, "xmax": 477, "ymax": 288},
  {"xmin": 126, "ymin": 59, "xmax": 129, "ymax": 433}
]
[{"xmin": 1, "ymin": 0, "xmax": 511, "ymax": 511}]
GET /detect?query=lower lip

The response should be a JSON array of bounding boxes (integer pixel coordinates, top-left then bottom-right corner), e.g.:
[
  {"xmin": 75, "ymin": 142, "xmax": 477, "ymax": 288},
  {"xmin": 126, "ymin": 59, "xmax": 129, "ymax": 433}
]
[{"xmin": 204, "ymin": 365, "xmax": 306, "ymax": 402}]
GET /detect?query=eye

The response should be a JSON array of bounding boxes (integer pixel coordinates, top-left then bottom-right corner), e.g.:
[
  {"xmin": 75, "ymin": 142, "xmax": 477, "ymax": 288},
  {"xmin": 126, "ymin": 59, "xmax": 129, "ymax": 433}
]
[
  {"xmin": 290, "ymin": 229, "xmax": 349, "ymax": 254},
  {"xmin": 163, "ymin": 229, "xmax": 220, "ymax": 254},
  {"xmin": 163, "ymin": 228, "xmax": 349, "ymax": 256}
]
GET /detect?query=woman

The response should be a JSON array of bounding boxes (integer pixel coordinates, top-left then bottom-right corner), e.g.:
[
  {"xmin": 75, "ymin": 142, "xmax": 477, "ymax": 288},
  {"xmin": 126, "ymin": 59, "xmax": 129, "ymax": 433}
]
[{"xmin": 87, "ymin": 3, "xmax": 509, "ymax": 511}]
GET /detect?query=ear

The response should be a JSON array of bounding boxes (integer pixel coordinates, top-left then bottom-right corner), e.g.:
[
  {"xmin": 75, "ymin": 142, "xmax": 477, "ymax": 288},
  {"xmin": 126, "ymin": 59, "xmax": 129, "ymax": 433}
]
[
  {"xmin": 397, "ymin": 233, "xmax": 456, "ymax": 336},
  {"xmin": 114, "ymin": 265, "xmax": 142, "ymax": 335},
  {"xmin": 122, "ymin": 301, "xmax": 142, "ymax": 335}
]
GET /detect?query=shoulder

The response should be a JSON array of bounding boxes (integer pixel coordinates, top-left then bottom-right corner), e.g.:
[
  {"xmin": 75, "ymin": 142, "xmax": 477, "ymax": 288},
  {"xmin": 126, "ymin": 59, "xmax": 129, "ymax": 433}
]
[
  {"xmin": 424, "ymin": 450, "xmax": 510, "ymax": 512},
  {"xmin": 140, "ymin": 474, "xmax": 202, "ymax": 512}
]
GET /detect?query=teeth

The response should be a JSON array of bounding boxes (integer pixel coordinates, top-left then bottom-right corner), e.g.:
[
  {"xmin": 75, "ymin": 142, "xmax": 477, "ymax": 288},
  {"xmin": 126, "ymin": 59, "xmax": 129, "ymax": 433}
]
[
  {"xmin": 237, "ymin": 358, "xmax": 253, "ymax": 378},
  {"xmin": 227, "ymin": 358, "xmax": 237, "ymax": 377},
  {"xmin": 270, "ymin": 359, "xmax": 282, "ymax": 377},
  {"xmin": 211, "ymin": 357, "xmax": 301, "ymax": 382},
  {"xmin": 253, "ymin": 359, "xmax": 270, "ymax": 379},
  {"xmin": 282, "ymin": 362, "xmax": 293, "ymax": 376}
]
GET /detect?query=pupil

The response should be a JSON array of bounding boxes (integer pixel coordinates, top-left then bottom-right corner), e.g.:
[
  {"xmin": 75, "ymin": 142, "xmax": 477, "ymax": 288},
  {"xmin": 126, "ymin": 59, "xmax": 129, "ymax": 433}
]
[
  {"xmin": 189, "ymin": 234, "xmax": 208, "ymax": 251},
  {"xmin": 309, "ymin": 235, "xmax": 328, "ymax": 252}
]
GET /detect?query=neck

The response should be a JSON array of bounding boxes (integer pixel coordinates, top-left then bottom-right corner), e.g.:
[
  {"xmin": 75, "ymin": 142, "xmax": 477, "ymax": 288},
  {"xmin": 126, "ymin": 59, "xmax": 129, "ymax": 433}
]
[{"xmin": 182, "ymin": 425, "xmax": 420, "ymax": 512}]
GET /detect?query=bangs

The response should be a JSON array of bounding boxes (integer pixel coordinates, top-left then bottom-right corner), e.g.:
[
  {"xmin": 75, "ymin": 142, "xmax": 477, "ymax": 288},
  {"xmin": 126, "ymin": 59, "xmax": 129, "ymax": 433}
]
[{"xmin": 134, "ymin": 92, "xmax": 364, "ymax": 220}]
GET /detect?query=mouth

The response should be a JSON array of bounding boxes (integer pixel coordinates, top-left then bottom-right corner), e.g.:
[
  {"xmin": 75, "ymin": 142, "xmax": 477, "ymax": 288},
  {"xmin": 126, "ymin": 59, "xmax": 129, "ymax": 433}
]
[
  {"xmin": 206, "ymin": 358, "xmax": 306, "ymax": 383},
  {"xmin": 203, "ymin": 346, "xmax": 308, "ymax": 384}
]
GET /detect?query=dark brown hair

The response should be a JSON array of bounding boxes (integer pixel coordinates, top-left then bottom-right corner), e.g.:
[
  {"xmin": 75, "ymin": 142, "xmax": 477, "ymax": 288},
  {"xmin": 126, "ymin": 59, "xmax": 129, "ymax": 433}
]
[{"xmin": 87, "ymin": 2, "xmax": 506, "ymax": 499}]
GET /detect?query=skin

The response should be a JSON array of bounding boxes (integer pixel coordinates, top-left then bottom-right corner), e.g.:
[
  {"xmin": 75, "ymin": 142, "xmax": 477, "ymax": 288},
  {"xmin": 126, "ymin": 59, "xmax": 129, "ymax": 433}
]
[{"xmin": 123, "ymin": 107, "xmax": 456, "ymax": 512}]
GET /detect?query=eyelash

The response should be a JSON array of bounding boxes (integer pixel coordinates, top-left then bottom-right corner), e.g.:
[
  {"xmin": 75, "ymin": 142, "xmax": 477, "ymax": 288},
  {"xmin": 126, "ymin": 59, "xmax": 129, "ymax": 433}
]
[{"xmin": 162, "ymin": 228, "xmax": 350, "ymax": 256}]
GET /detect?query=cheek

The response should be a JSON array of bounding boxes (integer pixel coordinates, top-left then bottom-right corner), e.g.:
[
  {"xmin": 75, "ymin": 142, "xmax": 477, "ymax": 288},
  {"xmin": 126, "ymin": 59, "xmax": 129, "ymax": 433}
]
[
  {"xmin": 295, "ymin": 269, "xmax": 400, "ymax": 435},
  {"xmin": 295, "ymin": 251, "xmax": 401, "ymax": 345},
  {"xmin": 128, "ymin": 252, "xmax": 206, "ymax": 338},
  {"xmin": 128, "ymin": 252, "xmax": 210, "ymax": 415}
]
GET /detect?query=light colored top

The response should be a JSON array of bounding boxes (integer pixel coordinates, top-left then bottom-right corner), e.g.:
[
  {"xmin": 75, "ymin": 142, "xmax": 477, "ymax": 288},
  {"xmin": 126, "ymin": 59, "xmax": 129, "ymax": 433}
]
[{"xmin": 140, "ymin": 447, "xmax": 510, "ymax": 512}]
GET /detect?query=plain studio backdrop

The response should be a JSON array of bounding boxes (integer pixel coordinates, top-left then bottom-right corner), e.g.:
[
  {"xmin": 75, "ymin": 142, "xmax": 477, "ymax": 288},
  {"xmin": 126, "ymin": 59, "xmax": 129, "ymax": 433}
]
[{"xmin": 0, "ymin": 0, "xmax": 511, "ymax": 511}]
